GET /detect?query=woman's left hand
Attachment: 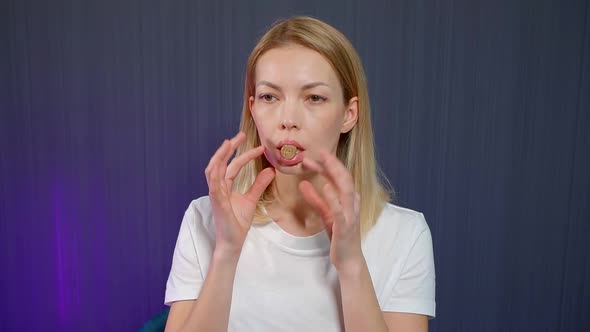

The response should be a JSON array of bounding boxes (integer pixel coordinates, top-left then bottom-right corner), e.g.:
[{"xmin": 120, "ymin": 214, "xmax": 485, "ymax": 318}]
[{"xmin": 299, "ymin": 151, "xmax": 364, "ymax": 273}]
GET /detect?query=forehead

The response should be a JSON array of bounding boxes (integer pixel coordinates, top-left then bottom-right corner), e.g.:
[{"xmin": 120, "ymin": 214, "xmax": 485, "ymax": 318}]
[{"xmin": 254, "ymin": 45, "xmax": 340, "ymax": 89}]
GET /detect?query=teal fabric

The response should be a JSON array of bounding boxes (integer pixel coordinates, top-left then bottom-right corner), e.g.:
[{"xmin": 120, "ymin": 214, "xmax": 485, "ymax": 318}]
[{"xmin": 138, "ymin": 307, "xmax": 170, "ymax": 332}]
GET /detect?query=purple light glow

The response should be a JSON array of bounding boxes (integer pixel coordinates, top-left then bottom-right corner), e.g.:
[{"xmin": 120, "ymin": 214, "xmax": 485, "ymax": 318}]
[{"xmin": 53, "ymin": 183, "xmax": 67, "ymax": 322}]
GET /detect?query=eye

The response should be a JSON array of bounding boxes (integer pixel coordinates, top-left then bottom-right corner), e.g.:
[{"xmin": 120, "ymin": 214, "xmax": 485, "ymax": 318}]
[
  {"xmin": 258, "ymin": 94, "xmax": 277, "ymax": 103},
  {"xmin": 308, "ymin": 95, "xmax": 327, "ymax": 103}
]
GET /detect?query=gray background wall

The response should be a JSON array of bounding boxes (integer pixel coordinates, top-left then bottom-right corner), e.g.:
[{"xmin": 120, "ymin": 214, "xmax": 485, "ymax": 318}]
[{"xmin": 1, "ymin": 0, "xmax": 588, "ymax": 330}]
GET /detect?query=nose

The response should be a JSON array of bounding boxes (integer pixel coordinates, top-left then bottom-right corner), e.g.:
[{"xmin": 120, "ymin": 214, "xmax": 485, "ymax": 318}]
[
  {"xmin": 282, "ymin": 118, "xmax": 297, "ymax": 129},
  {"xmin": 280, "ymin": 100, "xmax": 300, "ymax": 130}
]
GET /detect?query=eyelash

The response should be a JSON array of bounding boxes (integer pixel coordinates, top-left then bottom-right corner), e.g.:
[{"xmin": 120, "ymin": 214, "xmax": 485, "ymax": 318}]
[
  {"xmin": 259, "ymin": 94, "xmax": 277, "ymax": 103},
  {"xmin": 308, "ymin": 95, "xmax": 327, "ymax": 103},
  {"xmin": 257, "ymin": 94, "xmax": 327, "ymax": 104}
]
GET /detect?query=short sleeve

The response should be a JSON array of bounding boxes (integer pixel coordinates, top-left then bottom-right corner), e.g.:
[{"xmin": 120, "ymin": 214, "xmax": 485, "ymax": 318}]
[
  {"xmin": 164, "ymin": 204, "xmax": 205, "ymax": 306},
  {"xmin": 383, "ymin": 214, "xmax": 436, "ymax": 318}
]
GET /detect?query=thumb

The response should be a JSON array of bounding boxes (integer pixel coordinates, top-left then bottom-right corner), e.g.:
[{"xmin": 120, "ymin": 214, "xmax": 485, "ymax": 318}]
[
  {"xmin": 299, "ymin": 180, "xmax": 334, "ymax": 239},
  {"xmin": 245, "ymin": 167, "xmax": 276, "ymax": 202}
]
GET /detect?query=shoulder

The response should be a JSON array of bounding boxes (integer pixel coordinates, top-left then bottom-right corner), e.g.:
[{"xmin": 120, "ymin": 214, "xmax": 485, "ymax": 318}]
[
  {"xmin": 186, "ymin": 195, "xmax": 213, "ymax": 217},
  {"xmin": 362, "ymin": 203, "xmax": 435, "ymax": 296},
  {"xmin": 362, "ymin": 202, "xmax": 432, "ymax": 260},
  {"xmin": 181, "ymin": 196, "xmax": 215, "ymax": 236},
  {"xmin": 371, "ymin": 202, "xmax": 430, "ymax": 239}
]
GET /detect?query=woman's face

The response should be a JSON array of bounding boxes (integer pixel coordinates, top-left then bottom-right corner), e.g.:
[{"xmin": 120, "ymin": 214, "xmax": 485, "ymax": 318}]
[{"xmin": 249, "ymin": 44, "xmax": 358, "ymax": 175}]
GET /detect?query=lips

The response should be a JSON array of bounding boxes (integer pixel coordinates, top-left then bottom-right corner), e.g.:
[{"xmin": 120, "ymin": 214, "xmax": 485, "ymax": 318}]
[
  {"xmin": 275, "ymin": 139, "xmax": 305, "ymax": 165},
  {"xmin": 276, "ymin": 139, "xmax": 304, "ymax": 151}
]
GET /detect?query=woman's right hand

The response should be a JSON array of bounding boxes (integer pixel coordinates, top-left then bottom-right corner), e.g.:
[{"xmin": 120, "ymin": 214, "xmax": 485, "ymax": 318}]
[{"xmin": 205, "ymin": 132, "xmax": 275, "ymax": 258}]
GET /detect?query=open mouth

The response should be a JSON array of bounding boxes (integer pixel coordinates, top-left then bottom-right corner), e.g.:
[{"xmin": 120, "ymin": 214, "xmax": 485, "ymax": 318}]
[
  {"xmin": 279, "ymin": 145, "xmax": 301, "ymax": 160},
  {"xmin": 276, "ymin": 140, "xmax": 304, "ymax": 164}
]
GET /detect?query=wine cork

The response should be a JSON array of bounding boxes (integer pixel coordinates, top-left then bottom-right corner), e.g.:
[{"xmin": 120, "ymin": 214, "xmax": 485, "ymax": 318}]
[{"xmin": 280, "ymin": 144, "xmax": 298, "ymax": 160}]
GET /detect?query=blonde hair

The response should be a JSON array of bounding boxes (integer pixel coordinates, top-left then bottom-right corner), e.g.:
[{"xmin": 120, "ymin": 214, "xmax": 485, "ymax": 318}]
[{"xmin": 233, "ymin": 16, "xmax": 392, "ymax": 237}]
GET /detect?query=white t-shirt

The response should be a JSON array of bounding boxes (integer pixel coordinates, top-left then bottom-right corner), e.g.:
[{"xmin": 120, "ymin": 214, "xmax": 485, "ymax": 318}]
[{"xmin": 165, "ymin": 196, "xmax": 436, "ymax": 331}]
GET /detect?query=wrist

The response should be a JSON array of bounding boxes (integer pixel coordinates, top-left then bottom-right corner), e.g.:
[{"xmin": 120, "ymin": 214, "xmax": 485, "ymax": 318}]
[
  {"xmin": 336, "ymin": 254, "xmax": 367, "ymax": 281},
  {"xmin": 213, "ymin": 244, "xmax": 242, "ymax": 265}
]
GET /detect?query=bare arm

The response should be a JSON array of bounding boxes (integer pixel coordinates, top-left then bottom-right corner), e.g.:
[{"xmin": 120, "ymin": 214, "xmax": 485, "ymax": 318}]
[
  {"xmin": 165, "ymin": 251, "xmax": 240, "ymax": 332},
  {"xmin": 339, "ymin": 258, "xmax": 428, "ymax": 332},
  {"xmin": 164, "ymin": 132, "xmax": 275, "ymax": 332},
  {"xmin": 300, "ymin": 152, "xmax": 430, "ymax": 332},
  {"xmin": 383, "ymin": 312, "xmax": 428, "ymax": 332}
]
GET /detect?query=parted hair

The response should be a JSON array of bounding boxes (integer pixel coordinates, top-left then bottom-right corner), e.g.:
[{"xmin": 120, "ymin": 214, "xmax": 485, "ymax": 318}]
[{"xmin": 233, "ymin": 16, "xmax": 392, "ymax": 236}]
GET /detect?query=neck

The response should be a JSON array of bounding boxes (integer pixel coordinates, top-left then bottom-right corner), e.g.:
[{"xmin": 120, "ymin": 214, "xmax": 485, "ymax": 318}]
[{"xmin": 266, "ymin": 170, "xmax": 326, "ymax": 234}]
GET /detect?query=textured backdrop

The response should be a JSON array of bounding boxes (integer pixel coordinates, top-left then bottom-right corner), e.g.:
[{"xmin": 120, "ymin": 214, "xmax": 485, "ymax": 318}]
[{"xmin": 1, "ymin": 0, "xmax": 589, "ymax": 331}]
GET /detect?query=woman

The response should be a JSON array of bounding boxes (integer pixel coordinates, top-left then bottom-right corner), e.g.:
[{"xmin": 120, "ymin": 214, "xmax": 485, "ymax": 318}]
[{"xmin": 164, "ymin": 16, "xmax": 435, "ymax": 332}]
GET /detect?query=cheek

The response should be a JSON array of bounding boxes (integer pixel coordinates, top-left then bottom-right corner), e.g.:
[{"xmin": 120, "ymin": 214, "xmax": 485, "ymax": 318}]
[
  {"xmin": 251, "ymin": 104, "xmax": 274, "ymax": 125},
  {"xmin": 252, "ymin": 113, "xmax": 267, "ymax": 134},
  {"xmin": 251, "ymin": 112, "xmax": 273, "ymax": 146},
  {"xmin": 312, "ymin": 109, "xmax": 344, "ymax": 134},
  {"xmin": 312, "ymin": 109, "xmax": 346, "ymax": 150}
]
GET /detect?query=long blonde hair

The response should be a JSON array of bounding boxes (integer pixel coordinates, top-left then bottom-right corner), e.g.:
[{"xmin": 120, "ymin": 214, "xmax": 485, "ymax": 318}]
[{"xmin": 233, "ymin": 16, "xmax": 392, "ymax": 236}]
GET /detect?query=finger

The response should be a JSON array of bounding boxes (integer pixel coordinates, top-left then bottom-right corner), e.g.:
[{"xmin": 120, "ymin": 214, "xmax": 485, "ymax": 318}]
[
  {"xmin": 205, "ymin": 139, "xmax": 230, "ymax": 177},
  {"xmin": 244, "ymin": 167, "xmax": 276, "ymax": 202},
  {"xmin": 299, "ymin": 180, "xmax": 334, "ymax": 236},
  {"xmin": 318, "ymin": 150, "xmax": 354, "ymax": 193},
  {"xmin": 303, "ymin": 151, "xmax": 355, "ymax": 213},
  {"xmin": 304, "ymin": 151, "xmax": 353, "ymax": 198},
  {"xmin": 206, "ymin": 140, "xmax": 231, "ymax": 196},
  {"xmin": 224, "ymin": 132, "xmax": 247, "ymax": 163},
  {"xmin": 205, "ymin": 137, "xmax": 237, "ymax": 176},
  {"xmin": 322, "ymin": 182, "xmax": 345, "ymax": 225},
  {"xmin": 302, "ymin": 156, "xmax": 323, "ymax": 173},
  {"xmin": 318, "ymin": 150, "xmax": 356, "ymax": 209},
  {"xmin": 225, "ymin": 145, "xmax": 265, "ymax": 181},
  {"xmin": 217, "ymin": 133, "xmax": 247, "ymax": 187}
]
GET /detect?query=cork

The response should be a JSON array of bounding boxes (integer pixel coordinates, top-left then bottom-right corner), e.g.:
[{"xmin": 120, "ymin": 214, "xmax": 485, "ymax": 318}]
[{"xmin": 280, "ymin": 144, "xmax": 298, "ymax": 160}]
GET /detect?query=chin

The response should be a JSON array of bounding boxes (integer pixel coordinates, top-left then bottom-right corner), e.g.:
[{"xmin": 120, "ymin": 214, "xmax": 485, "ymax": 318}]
[
  {"xmin": 274, "ymin": 164, "xmax": 305, "ymax": 175},
  {"xmin": 263, "ymin": 147, "xmax": 306, "ymax": 175}
]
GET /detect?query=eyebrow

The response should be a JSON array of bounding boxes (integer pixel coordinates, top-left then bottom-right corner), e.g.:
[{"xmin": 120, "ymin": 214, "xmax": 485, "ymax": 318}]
[{"xmin": 256, "ymin": 80, "xmax": 330, "ymax": 91}]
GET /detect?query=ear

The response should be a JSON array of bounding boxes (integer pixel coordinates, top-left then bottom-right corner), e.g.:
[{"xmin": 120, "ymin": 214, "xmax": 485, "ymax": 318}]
[
  {"xmin": 341, "ymin": 96, "xmax": 359, "ymax": 133},
  {"xmin": 249, "ymin": 96, "xmax": 255, "ymax": 114}
]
